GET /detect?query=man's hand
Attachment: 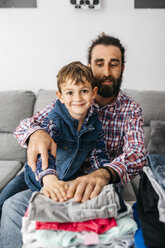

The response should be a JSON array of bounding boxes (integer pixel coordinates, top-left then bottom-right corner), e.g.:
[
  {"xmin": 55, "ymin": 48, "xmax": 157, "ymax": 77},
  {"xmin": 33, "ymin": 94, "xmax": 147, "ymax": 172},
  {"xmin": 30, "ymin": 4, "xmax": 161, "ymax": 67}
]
[
  {"xmin": 67, "ymin": 169, "xmax": 110, "ymax": 203},
  {"xmin": 42, "ymin": 174, "xmax": 69, "ymax": 202},
  {"xmin": 27, "ymin": 130, "xmax": 57, "ymax": 172}
]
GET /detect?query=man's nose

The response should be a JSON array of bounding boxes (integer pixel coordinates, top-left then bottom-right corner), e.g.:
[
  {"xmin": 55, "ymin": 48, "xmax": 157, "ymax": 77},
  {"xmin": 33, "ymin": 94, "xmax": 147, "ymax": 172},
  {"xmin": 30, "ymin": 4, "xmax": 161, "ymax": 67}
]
[{"xmin": 103, "ymin": 65, "xmax": 111, "ymax": 77}]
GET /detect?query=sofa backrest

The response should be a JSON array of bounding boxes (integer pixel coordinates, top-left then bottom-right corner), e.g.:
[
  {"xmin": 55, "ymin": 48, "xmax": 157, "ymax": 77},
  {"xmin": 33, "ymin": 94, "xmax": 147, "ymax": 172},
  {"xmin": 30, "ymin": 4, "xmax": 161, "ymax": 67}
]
[
  {"xmin": 34, "ymin": 89, "xmax": 165, "ymax": 150},
  {"xmin": 33, "ymin": 89, "xmax": 56, "ymax": 114},
  {"xmin": 0, "ymin": 91, "xmax": 36, "ymax": 163},
  {"xmin": 123, "ymin": 89, "xmax": 165, "ymax": 148}
]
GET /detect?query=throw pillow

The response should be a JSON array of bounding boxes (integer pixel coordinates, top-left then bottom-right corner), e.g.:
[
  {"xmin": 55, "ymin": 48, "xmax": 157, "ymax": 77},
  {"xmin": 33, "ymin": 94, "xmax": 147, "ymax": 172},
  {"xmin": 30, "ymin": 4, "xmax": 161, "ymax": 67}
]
[{"xmin": 147, "ymin": 120, "xmax": 165, "ymax": 154}]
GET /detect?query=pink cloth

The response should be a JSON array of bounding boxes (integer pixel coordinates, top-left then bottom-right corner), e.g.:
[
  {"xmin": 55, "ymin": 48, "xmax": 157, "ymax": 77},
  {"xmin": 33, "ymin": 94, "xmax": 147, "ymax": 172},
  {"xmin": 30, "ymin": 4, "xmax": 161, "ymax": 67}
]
[
  {"xmin": 35, "ymin": 218, "xmax": 117, "ymax": 234},
  {"xmin": 84, "ymin": 232, "xmax": 99, "ymax": 245},
  {"xmin": 25, "ymin": 209, "xmax": 28, "ymax": 217}
]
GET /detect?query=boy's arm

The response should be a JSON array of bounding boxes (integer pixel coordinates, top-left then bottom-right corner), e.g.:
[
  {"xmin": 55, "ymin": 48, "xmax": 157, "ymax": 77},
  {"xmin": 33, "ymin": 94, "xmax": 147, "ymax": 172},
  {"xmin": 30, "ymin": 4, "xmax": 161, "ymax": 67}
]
[
  {"xmin": 42, "ymin": 174, "xmax": 69, "ymax": 202},
  {"xmin": 90, "ymin": 130, "xmax": 120, "ymax": 184},
  {"xmin": 35, "ymin": 152, "xmax": 69, "ymax": 202},
  {"xmin": 35, "ymin": 152, "xmax": 57, "ymax": 185}
]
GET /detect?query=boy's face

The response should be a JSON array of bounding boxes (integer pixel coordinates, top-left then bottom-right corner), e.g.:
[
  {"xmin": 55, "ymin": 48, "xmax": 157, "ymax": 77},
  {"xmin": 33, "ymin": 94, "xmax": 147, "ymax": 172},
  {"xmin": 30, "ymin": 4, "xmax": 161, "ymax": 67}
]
[{"xmin": 56, "ymin": 78, "xmax": 97, "ymax": 121}]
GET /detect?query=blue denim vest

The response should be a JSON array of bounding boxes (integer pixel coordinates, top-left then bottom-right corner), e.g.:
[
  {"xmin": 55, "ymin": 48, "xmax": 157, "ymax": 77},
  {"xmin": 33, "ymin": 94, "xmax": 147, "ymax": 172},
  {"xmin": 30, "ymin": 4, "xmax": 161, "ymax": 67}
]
[
  {"xmin": 25, "ymin": 100, "xmax": 103, "ymax": 191},
  {"xmin": 47, "ymin": 100, "xmax": 102, "ymax": 180}
]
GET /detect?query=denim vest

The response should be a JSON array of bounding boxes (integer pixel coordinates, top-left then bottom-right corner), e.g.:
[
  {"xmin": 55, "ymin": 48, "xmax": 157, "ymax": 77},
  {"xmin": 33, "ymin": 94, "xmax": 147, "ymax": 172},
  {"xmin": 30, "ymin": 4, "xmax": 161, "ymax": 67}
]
[
  {"xmin": 24, "ymin": 100, "xmax": 103, "ymax": 191},
  {"xmin": 46, "ymin": 100, "xmax": 102, "ymax": 180}
]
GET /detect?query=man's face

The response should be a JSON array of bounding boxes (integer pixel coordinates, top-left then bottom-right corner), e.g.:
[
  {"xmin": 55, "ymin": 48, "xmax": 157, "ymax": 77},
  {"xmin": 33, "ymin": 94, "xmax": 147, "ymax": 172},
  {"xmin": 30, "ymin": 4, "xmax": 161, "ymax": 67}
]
[{"xmin": 89, "ymin": 44, "xmax": 124, "ymax": 98}]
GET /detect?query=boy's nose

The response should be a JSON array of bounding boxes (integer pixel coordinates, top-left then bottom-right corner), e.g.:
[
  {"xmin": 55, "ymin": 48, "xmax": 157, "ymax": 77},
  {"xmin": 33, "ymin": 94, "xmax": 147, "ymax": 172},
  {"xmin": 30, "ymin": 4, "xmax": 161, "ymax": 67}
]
[{"xmin": 74, "ymin": 93, "xmax": 82, "ymax": 101}]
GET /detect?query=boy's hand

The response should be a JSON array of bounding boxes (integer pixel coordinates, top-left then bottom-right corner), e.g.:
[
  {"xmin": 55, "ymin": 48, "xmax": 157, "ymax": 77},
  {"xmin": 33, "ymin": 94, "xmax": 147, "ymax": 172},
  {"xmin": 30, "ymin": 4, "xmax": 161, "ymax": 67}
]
[
  {"xmin": 27, "ymin": 130, "xmax": 57, "ymax": 172},
  {"xmin": 42, "ymin": 174, "xmax": 69, "ymax": 202}
]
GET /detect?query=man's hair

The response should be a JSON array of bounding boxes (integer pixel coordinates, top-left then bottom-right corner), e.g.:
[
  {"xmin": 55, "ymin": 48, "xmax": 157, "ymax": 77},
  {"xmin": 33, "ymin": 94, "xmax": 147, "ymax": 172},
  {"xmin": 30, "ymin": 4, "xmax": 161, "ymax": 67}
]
[
  {"xmin": 57, "ymin": 61, "xmax": 96, "ymax": 93},
  {"xmin": 87, "ymin": 33, "xmax": 126, "ymax": 66}
]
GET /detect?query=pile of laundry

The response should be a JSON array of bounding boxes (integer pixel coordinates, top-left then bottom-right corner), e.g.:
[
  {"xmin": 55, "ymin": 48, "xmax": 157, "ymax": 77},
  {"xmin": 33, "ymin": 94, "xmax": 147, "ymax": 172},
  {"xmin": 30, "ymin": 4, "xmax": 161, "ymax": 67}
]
[
  {"xmin": 22, "ymin": 184, "xmax": 137, "ymax": 248},
  {"xmin": 136, "ymin": 154, "xmax": 165, "ymax": 248}
]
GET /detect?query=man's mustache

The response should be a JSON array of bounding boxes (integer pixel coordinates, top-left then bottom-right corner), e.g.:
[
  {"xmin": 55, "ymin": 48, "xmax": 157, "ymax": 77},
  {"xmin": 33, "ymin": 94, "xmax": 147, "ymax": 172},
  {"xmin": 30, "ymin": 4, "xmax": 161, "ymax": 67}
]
[{"xmin": 96, "ymin": 76, "xmax": 115, "ymax": 84}]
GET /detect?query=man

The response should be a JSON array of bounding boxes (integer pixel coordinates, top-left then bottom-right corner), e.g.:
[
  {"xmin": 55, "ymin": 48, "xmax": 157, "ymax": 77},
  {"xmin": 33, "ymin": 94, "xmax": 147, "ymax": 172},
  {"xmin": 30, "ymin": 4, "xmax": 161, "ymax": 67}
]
[{"xmin": 0, "ymin": 33, "xmax": 147, "ymax": 247}]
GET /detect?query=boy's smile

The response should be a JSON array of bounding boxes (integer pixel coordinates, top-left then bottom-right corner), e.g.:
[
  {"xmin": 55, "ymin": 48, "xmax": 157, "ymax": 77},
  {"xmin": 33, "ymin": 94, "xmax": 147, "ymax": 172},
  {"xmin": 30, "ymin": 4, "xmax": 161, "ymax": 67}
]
[{"xmin": 56, "ymin": 78, "xmax": 97, "ymax": 122}]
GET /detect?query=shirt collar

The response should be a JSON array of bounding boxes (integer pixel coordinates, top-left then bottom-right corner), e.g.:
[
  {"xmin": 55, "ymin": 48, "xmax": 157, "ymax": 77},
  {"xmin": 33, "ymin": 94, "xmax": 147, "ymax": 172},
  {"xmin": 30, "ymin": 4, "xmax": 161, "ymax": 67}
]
[
  {"xmin": 82, "ymin": 105, "xmax": 94, "ymax": 128},
  {"xmin": 93, "ymin": 91, "xmax": 125, "ymax": 111}
]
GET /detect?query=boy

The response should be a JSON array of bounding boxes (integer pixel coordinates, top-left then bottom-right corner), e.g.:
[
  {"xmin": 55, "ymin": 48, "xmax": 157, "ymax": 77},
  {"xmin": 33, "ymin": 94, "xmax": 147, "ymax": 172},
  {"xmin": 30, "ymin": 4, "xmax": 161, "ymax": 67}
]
[{"xmin": 24, "ymin": 61, "xmax": 111, "ymax": 202}]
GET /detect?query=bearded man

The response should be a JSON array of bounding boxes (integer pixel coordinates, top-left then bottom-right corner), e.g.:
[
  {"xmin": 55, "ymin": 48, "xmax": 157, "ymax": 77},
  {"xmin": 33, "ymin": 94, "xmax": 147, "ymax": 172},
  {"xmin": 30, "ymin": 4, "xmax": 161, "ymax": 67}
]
[{"xmin": 0, "ymin": 33, "xmax": 147, "ymax": 248}]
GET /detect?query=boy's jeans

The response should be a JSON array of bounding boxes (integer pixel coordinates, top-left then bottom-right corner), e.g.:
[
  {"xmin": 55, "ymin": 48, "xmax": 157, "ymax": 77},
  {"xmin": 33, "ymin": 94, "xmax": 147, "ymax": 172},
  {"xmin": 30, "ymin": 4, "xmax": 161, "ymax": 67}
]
[
  {"xmin": 0, "ymin": 172, "xmax": 31, "ymax": 248},
  {"xmin": 0, "ymin": 171, "xmax": 28, "ymax": 218},
  {"xmin": 0, "ymin": 188, "xmax": 33, "ymax": 248}
]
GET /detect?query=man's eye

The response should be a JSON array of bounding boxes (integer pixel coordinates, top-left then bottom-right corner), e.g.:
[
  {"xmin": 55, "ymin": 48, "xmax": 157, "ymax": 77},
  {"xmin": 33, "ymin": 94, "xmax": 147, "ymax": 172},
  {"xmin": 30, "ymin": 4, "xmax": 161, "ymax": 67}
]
[
  {"xmin": 111, "ymin": 63, "xmax": 118, "ymax": 67},
  {"xmin": 96, "ymin": 62, "xmax": 103, "ymax": 67}
]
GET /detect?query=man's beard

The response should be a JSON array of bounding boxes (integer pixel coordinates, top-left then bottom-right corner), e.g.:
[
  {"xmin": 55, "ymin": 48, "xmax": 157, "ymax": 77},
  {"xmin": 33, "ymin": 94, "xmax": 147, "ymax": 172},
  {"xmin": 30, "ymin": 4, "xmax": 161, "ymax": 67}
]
[{"xmin": 95, "ymin": 73, "xmax": 123, "ymax": 98}]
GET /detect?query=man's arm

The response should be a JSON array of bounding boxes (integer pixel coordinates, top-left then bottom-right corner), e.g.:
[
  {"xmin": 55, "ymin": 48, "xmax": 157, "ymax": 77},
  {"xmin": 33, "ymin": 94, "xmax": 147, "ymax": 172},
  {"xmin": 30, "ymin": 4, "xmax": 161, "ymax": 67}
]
[
  {"xmin": 67, "ymin": 107, "xmax": 147, "ymax": 203},
  {"xmin": 14, "ymin": 100, "xmax": 56, "ymax": 147},
  {"xmin": 27, "ymin": 130, "xmax": 56, "ymax": 171},
  {"xmin": 67, "ymin": 130, "xmax": 120, "ymax": 203},
  {"xmin": 14, "ymin": 100, "xmax": 56, "ymax": 171},
  {"xmin": 107, "ymin": 107, "xmax": 148, "ymax": 185}
]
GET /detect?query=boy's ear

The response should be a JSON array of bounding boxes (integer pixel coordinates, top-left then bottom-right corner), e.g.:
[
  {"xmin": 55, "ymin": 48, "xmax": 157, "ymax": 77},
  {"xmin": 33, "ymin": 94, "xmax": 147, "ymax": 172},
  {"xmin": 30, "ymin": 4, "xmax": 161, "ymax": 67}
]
[
  {"xmin": 92, "ymin": 86, "xmax": 98, "ymax": 99},
  {"xmin": 56, "ymin": 91, "xmax": 64, "ymax": 103}
]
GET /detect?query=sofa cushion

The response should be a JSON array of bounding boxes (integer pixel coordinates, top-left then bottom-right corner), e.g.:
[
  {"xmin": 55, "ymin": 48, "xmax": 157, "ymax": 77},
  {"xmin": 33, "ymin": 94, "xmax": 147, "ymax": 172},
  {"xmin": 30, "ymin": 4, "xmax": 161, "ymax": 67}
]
[
  {"xmin": 0, "ymin": 161, "xmax": 23, "ymax": 192},
  {"xmin": 0, "ymin": 133, "xmax": 27, "ymax": 163},
  {"xmin": 33, "ymin": 89, "xmax": 56, "ymax": 113},
  {"xmin": 123, "ymin": 89, "xmax": 165, "ymax": 126},
  {"xmin": 147, "ymin": 120, "xmax": 165, "ymax": 154},
  {"xmin": 0, "ymin": 91, "xmax": 36, "ymax": 132}
]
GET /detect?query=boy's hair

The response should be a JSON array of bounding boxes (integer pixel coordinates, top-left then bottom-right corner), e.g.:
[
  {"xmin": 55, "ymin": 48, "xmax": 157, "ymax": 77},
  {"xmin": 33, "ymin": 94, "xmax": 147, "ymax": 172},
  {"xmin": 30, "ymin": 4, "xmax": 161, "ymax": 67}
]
[
  {"xmin": 57, "ymin": 61, "xmax": 96, "ymax": 93},
  {"xmin": 87, "ymin": 32, "xmax": 126, "ymax": 66}
]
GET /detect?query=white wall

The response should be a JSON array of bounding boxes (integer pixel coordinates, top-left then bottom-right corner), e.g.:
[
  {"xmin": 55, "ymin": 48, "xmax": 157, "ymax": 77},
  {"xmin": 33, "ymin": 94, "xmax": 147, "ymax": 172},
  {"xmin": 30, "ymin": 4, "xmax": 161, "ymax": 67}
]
[{"xmin": 0, "ymin": 0, "xmax": 165, "ymax": 92}]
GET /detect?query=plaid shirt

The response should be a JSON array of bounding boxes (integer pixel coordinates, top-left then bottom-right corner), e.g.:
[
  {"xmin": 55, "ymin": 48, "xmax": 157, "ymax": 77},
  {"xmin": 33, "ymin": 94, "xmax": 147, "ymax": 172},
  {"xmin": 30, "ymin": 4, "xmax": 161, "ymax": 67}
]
[{"xmin": 14, "ymin": 91, "xmax": 147, "ymax": 185}]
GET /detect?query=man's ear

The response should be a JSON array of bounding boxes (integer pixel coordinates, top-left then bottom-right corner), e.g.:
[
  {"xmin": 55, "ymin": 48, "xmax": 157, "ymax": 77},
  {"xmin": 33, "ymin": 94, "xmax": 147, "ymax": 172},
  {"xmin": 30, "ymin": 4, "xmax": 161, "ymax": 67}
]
[
  {"xmin": 92, "ymin": 86, "xmax": 98, "ymax": 100},
  {"xmin": 122, "ymin": 64, "xmax": 125, "ymax": 73},
  {"xmin": 56, "ymin": 91, "xmax": 64, "ymax": 103},
  {"xmin": 87, "ymin": 63, "xmax": 91, "ymax": 68}
]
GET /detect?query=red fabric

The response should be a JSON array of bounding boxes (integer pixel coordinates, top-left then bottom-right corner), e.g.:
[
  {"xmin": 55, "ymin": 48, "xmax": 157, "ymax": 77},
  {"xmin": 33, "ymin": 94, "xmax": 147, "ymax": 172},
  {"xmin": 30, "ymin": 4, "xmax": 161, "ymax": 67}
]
[
  {"xmin": 35, "ymin": 218, "xmax": 117, "ymax": 234},
  {"xmin": 25, "ymin": 208, "xmax": 28, "ymax": 217}
]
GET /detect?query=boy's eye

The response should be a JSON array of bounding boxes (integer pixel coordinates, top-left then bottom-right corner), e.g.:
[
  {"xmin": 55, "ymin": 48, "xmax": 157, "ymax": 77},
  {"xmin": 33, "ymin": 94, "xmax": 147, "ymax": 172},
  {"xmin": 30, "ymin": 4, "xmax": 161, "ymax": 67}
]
[
  {"xmin": 66, "ymin": 91, "xmax": 73, "ymax": 95},
  {"xmin": 82, "ymin": 89, "xmax": 88, "ymax": 94}
]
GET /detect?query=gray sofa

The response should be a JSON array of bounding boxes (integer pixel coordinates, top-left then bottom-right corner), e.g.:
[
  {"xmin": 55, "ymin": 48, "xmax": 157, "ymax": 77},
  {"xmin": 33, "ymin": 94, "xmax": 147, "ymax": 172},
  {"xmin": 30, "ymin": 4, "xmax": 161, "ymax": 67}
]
[{"xmin": 1, "ymin": 89, "xmax": 165, "ymax": 202}]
